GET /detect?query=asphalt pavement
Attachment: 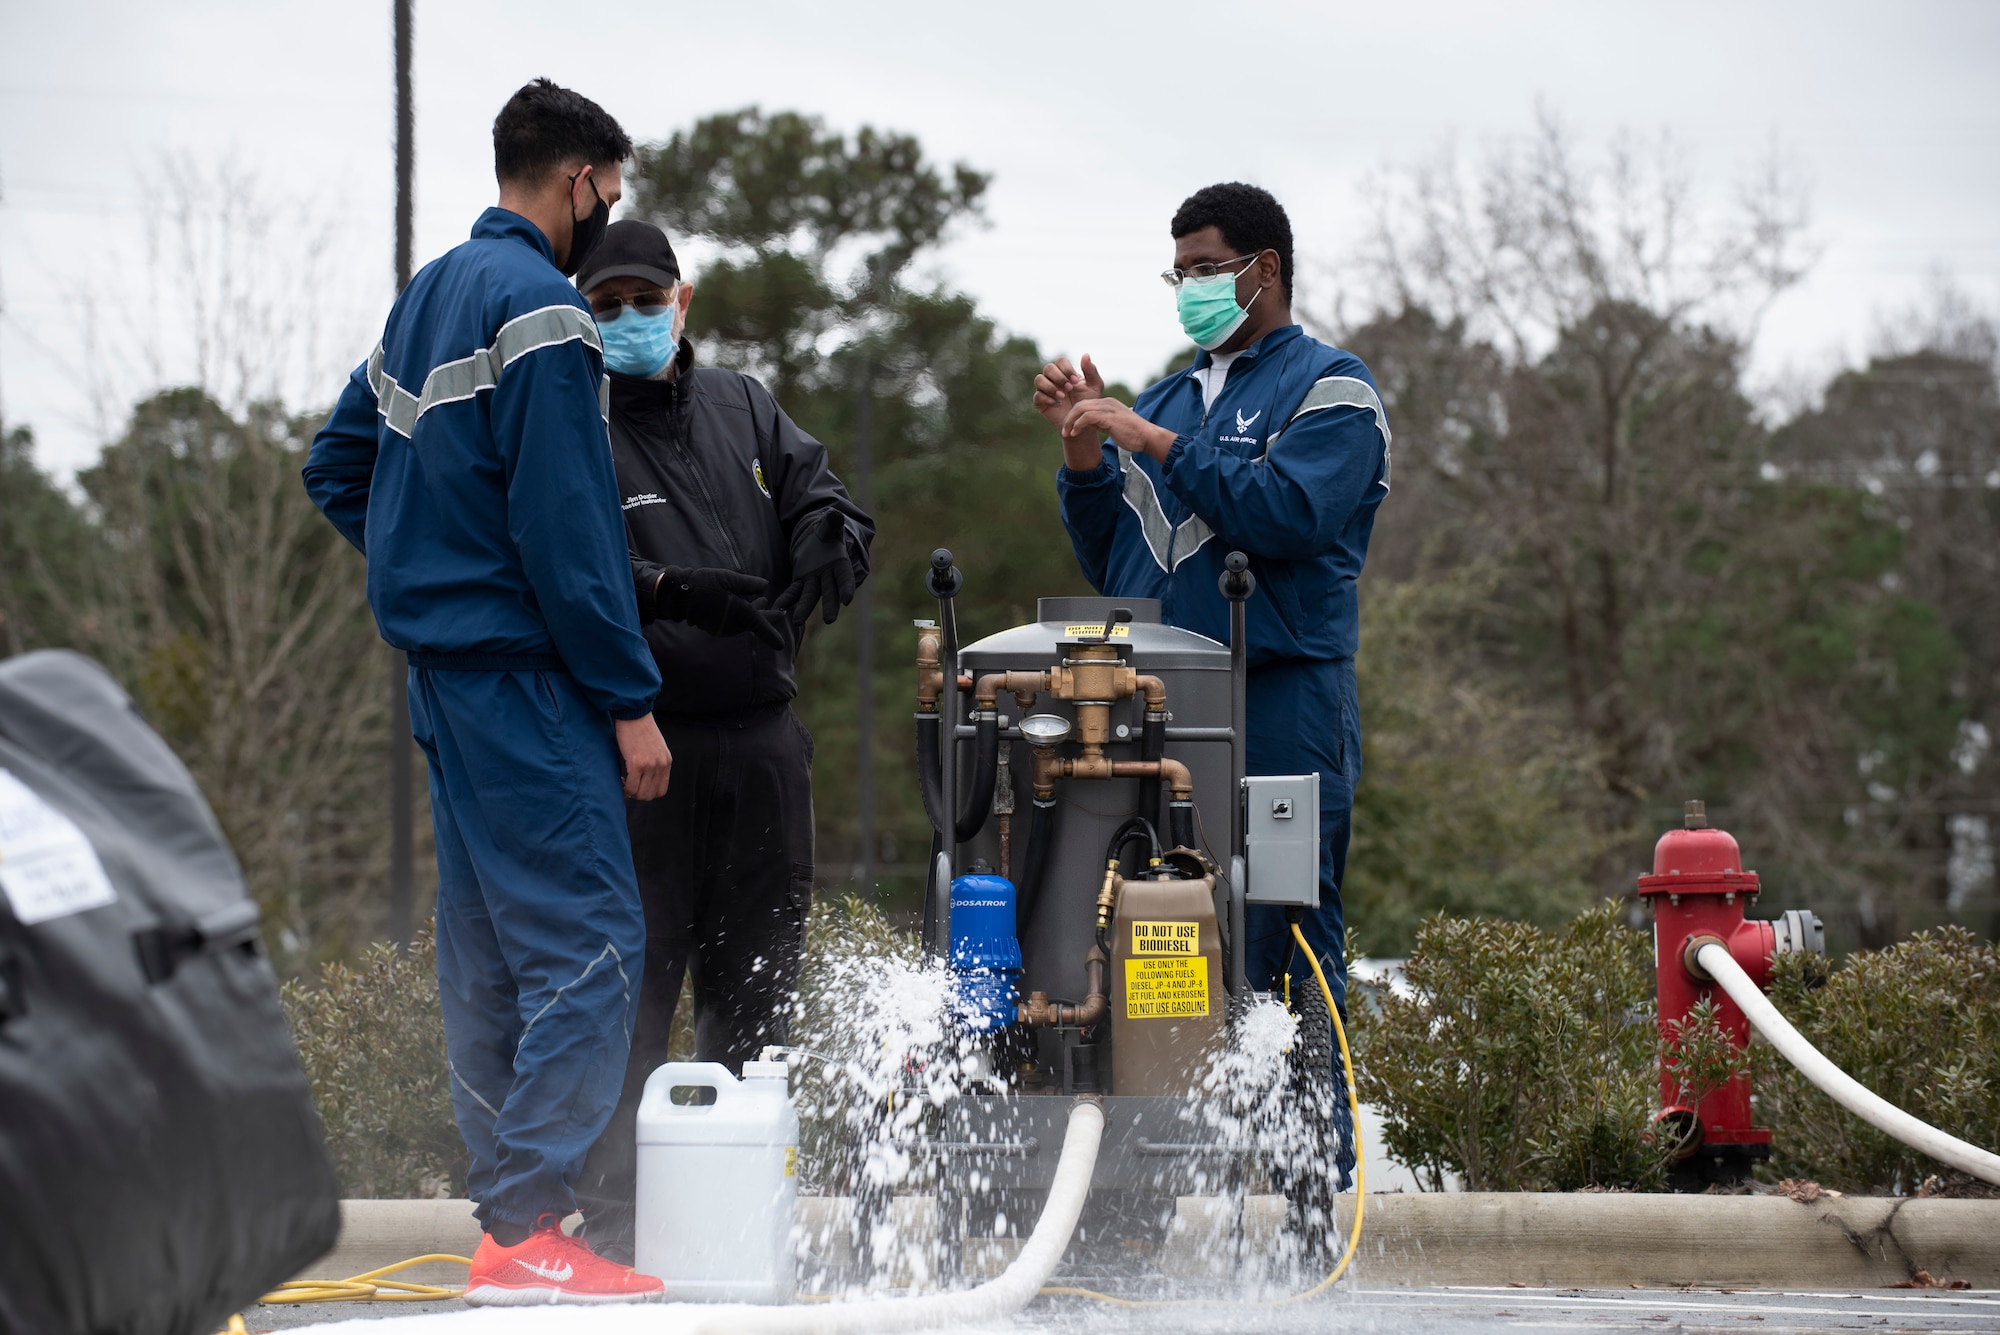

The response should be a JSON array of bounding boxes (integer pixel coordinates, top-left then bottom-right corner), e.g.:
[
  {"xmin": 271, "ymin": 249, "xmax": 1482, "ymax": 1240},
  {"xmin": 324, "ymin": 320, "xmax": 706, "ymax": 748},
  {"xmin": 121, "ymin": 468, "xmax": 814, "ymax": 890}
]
[{"xmin": 241, "ymin": 1285, "xmax": 2000, "ymax": 1333}]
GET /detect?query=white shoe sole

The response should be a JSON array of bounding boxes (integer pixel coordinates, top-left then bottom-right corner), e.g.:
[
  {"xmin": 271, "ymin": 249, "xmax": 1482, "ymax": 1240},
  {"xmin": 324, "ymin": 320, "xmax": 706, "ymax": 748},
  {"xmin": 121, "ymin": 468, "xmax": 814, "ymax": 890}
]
[{"xmin": 464, "ymin": 1283, "xmax": 664, "ymax": 1307}]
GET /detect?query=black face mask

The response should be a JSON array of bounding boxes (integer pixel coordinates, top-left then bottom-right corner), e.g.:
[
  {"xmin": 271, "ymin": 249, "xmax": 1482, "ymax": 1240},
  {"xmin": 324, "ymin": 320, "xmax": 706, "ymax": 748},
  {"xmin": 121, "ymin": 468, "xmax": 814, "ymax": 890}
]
[{"xmin": 561, "ymin": 172, "xmax": 610, "ymax": 277}]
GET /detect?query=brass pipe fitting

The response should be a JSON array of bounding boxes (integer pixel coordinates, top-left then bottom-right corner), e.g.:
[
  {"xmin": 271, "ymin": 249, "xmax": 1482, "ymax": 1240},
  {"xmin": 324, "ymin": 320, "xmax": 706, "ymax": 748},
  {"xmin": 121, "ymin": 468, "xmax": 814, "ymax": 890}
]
[
  {"xmin": 1061, "ymin": 757, "xmax": 1197, "ymax": 801},
  {"xmin": 1073, "ymin": 946, "xmax": 1109, "ymax": 1027},
  {"xmin": 1094, "ymin": 861, "xmax": 1122, "ymax": 932},
  {"xmin": 1063, "ymin": 753, "xmax": 1113, "ymax": 782},
  {"xmin": 1032, "ymin": 745, "xmax": 1064, "ymax": 799},
  {"xmin": 1047, "ymin": 645, "xmax": 1138, "ymax": 714},
  {"xmin": 1016, "ymin": 946, "xmax": 1109, "ymax": 1028},
  {"xmin": 1072, "ymin": 702, "xmax": 1113, "ymax": 753},
  {"xmin": 915, "ymin": 626, "xmax": 944, "ymax": 710},
  {"xmin": 974, "ymin": 670, "xmax": 1050, "ymax": 711},
  {"xmin": 1134, "ymin": 675, "xmax": 1167, "ymax": 709}
]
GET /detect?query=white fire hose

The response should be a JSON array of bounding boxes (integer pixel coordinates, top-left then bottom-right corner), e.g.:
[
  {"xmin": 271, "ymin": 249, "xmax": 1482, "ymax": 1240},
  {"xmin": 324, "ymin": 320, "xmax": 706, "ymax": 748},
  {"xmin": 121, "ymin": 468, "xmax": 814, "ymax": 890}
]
[
  {"xmin": 692, "ymin": 1097, "xmax": 1106, "ymax": 1335},
  {"xmin": 1694, "ymin": 941, "xmax": 2000, "ymax": 1186}
]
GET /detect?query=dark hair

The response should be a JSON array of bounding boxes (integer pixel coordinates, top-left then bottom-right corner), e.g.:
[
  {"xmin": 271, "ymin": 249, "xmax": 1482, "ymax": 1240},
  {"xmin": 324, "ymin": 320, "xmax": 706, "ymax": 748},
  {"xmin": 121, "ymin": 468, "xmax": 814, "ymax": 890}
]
[
  {"xmin": 1170, "ymin": 182, "xmax": 1294, "ymax": 301},
  {"xmin": 492, "ymin": 78, "xmax": 633, "ymax": 186}
]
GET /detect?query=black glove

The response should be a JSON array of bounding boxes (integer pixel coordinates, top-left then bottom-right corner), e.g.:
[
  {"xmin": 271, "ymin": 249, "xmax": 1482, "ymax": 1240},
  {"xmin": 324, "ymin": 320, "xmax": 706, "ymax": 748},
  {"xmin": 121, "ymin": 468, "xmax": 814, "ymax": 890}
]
[
  {"xmin": 773, "ymin": 508, "xmax": 858, "ymax": 626},
  {"xmin": 650, "ymin": 566, "xmax": 787, "ymax": 649}
]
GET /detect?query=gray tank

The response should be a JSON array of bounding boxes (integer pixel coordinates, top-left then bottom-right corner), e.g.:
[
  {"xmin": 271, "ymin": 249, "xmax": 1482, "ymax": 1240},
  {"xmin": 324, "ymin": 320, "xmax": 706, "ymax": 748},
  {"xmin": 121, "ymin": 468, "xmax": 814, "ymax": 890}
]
[{"xmin": 952, "ymin": 597, "xmax": 1234, "ymax": 1001}]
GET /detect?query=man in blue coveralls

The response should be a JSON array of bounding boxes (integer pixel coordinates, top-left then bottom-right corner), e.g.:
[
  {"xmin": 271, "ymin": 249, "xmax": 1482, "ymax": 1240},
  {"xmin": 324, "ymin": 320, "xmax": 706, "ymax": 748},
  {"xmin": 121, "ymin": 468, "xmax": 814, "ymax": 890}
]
[
  {"xmin": 304, "ymin": 80, "xmax": 680, "ymax": 1305},
  {"xmin": 1034, "ymin": 182, "xmax": 1389, "ymax": 1192}
]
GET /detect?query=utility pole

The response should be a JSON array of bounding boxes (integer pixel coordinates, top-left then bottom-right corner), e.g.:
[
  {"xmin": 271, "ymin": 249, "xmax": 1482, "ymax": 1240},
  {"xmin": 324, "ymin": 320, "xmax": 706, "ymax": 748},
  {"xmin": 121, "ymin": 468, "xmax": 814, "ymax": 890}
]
[
  {"xmin": 388, "ymin": 0, "xmax": 415, "ymax": 948},
  {"xmin": 853, "ymin": 363, "xmax": 875, "ymax": 900}
]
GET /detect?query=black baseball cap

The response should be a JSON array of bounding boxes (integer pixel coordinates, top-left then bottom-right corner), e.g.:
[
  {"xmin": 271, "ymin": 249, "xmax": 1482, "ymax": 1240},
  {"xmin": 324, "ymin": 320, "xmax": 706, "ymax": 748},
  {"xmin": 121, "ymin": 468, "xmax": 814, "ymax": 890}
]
[{"xmin": 574, "ymin": 219, "xmax": 680, "ymax": 292}]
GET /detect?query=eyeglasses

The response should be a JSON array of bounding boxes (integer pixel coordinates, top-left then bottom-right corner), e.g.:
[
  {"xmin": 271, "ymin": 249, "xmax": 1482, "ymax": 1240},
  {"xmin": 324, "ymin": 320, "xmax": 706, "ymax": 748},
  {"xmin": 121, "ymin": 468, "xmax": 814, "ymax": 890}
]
[
  {"xmin": 1160, "ymin": 251, "xmax": 1266, "ymax": 288},
  {"xmin": 589, "ymin": 288, "xmax": 675, "ymax": 323}
]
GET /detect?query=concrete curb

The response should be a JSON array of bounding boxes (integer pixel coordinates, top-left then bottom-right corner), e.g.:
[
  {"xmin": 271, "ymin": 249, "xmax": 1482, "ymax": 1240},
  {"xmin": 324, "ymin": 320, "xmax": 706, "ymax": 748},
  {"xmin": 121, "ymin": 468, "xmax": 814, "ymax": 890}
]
[
  {"xmin": 301, "ymin": 1200, "xmax": 480, "ymax": 1289},
  {"xmin": 1330, "ymin": 1192, "xmax": 2000, "ymax": 1288},
  {"xmin": 298, "ymin": 1193, "xmax": 2000, "ymax": 1292}
]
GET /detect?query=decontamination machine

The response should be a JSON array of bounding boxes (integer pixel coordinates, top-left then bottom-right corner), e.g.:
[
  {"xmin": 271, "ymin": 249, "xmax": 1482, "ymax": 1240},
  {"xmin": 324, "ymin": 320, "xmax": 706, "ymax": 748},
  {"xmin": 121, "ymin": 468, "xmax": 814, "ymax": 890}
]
[{"xmin": 892, "ymin": 549, "xmax": 1338, "ymax": 1274}]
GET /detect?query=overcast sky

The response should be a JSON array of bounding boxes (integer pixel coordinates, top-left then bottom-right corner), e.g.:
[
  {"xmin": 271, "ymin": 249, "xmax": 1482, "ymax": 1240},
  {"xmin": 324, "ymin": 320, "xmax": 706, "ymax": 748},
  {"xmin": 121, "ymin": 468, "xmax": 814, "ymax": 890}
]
[{"xmin": 2, "ymin": 0, "xmax": 1996, "ymax": 476}]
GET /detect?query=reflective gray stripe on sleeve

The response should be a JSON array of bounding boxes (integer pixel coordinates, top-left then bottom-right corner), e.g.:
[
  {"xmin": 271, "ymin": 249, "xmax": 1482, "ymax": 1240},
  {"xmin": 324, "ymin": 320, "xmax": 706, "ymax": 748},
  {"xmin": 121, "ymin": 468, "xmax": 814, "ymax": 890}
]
[
  {"xmin": 490, "ymin": 303, "xmax": 602, "ymax": 373},
  {"xmin": 1118, "ymin": 449, "xmax": 1213, "ymax": 573},
  {"xmin": 415, "ymin": 347, "xmax": 499, "ymax": 419},
  {"xmin": 367, "ymin": 304, "xmax": 603, "ymax": 440},
  {"xmin": 366, "ymin": 343, "xmax": 422, "ymax": 438},
  {"xmin": 1265, "ymin": 374, "xmax": 1393, "ymax": 491}
]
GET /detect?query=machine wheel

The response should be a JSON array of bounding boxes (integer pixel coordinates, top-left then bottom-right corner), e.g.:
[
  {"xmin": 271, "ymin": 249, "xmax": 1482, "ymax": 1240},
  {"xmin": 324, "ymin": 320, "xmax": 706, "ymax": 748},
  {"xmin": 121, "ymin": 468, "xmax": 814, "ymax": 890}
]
[{"xmin": 1283, "ymin": 974, "xmax": 1340, "ymax": 1262}]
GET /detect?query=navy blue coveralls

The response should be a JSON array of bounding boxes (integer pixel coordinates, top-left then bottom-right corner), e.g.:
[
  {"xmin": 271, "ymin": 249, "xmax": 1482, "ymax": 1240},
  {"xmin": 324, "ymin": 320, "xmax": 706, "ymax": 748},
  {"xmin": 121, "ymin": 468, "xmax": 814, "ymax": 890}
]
[
  {"xmin": 1058, "ymin": 323, "xmax": 1390, "ymax": 1186},
  {"xmin": 304, "ymin": 209, "xmax": 662, "ymax": 1232}
]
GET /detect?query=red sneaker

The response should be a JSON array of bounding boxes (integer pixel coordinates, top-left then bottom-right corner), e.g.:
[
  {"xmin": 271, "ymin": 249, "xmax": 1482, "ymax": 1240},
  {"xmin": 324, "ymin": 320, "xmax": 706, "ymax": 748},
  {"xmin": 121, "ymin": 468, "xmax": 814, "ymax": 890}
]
[{"xmin": 464, "ymin": 1221, "xmax": 665, "ymax": 1306}]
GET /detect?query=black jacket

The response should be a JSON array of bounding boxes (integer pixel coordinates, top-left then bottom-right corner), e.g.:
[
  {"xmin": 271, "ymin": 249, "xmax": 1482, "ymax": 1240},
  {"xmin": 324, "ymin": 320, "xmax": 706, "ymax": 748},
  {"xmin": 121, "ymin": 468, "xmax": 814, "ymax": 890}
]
[{"xmin": 614, "ymin": 339, "xmax": 873, "ymax": 717}]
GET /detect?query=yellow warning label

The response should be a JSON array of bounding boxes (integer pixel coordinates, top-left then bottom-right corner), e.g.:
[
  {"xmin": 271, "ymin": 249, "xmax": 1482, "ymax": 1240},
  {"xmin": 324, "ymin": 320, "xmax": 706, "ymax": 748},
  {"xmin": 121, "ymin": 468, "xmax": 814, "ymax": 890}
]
[
  {"xmin": 1125, "ymin": 956, "xmax": 1210, "ymax": 1019},
  {"xmin": 1131, "ymin": 920, "xmax": 1199, "ymax": 955},
  {"xmin": 1062, "ymin": 624, "xmax": 1131, "ymax": 639},
  {"xmin": 784, "ymin": 1146, "xmax": 798, "ymax": 1177}
]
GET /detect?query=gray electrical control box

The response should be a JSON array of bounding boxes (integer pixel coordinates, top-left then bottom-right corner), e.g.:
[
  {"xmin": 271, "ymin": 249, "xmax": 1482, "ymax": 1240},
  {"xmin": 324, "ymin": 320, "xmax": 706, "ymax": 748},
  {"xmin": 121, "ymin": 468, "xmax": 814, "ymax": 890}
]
[{"xmin": 1243, "ymin": 773, "xmax": 1319, "ymax": 907}]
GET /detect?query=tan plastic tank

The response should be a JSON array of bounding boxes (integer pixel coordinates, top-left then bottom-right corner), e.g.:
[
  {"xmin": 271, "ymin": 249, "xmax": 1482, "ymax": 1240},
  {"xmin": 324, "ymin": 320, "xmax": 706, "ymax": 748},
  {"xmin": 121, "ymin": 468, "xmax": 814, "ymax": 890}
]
[{"xmin": 1109, "ymin": 872, "xmax": 1224, "ymax": 1095}]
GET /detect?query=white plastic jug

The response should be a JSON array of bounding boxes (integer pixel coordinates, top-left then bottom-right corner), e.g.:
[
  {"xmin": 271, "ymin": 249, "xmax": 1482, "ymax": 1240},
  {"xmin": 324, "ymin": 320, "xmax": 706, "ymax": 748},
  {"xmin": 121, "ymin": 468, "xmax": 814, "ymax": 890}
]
[{"xmin": 634, "ymin": 1059, "xmax": 798, "ymax": 1303}]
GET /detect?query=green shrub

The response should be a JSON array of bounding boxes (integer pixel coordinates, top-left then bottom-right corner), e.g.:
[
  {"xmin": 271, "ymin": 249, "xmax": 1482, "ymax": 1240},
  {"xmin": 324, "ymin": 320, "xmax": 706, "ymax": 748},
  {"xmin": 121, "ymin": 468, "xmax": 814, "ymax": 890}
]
[
  {"xmin": 282, "ymin": 924, "xmax": 464, "ymax": 1198},
  {"xmin": 1352, "ymin": 902, "xmax": 1669, "ymax": 1191},
  {"xmin": 1758, "ymin": 927, "xmax": 2000, "ymax": 1194},
  {"xmin": 277, "ymin": 896, "xmax": 1993, "ymax": 1200}
]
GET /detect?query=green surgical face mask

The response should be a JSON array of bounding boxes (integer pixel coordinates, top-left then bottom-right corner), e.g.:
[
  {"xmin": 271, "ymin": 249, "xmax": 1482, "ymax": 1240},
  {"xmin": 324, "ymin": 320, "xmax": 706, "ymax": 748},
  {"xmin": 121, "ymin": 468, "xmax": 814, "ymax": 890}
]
[{"xmin": 1176, "ymin": 268, "xmax": 1264, "ymax": 351}]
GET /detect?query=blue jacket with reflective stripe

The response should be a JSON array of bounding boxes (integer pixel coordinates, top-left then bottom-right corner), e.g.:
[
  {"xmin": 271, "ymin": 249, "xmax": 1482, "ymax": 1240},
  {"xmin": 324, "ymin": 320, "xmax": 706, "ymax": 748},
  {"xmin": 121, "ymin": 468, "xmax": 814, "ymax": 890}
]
[
  {"xmin": 303, "ymin": 208, "xmax": 660, "ymax": 719},
  {"xmin": 1057, "ymin": 324, "xmax": 1390, "ymax": 667}
]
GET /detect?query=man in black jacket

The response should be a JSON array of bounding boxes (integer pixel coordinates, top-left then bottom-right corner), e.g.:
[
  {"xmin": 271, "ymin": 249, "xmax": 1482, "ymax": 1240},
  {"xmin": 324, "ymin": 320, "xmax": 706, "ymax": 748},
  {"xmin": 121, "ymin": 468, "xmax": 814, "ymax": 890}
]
[{"xmin": 572, "ymin": 220, "xmax": 873, "ymax": 1262}]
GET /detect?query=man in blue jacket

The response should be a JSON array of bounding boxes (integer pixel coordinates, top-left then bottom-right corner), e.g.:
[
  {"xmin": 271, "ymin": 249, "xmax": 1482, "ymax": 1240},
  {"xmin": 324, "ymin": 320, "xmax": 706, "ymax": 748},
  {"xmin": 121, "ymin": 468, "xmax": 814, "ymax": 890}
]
[
  {"xmin": 1035, "ymin": 182, "xmax": 1389, "ymax": 1191},
  {"xmin": 303, "ymin": 80, "xmax": 678, "ymax": 1304}
]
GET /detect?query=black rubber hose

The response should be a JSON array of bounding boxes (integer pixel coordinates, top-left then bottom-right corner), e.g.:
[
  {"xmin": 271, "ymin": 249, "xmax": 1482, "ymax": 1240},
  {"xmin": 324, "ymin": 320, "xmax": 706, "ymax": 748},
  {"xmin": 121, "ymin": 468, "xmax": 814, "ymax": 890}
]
[
  {"xmin": 916, "ymin": 712, "xmax": 948, "ymax": 837},
  {"xmin": 1104, "ymin": 816, "xmax": 1163, "ymax": 875},
  {"xmin": 1168, "ymin": 801, "xmax": 1196, "ymax": 853},
  {"xmin": 1014, "ymin": 797, "xmax": 1058, "ymax": 934},
  {"xmin": 954, "ymin": 711, "xmax": 999, "ymax": 844},
  {"xmin": 1137, "ymin": 711, "xmax": 1165, "ymax": 831}
]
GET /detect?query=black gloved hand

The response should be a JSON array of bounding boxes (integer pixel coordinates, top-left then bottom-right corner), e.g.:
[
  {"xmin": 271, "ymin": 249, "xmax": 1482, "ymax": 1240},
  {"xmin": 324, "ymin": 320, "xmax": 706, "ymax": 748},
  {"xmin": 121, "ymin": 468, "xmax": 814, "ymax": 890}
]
[
  {"xmin": 652, "ymin": 566, "xmax": 787, "ymax": 649},
  {"xmin": 772, "ymin": 508, "xmax": 858, "ymax": 626}
]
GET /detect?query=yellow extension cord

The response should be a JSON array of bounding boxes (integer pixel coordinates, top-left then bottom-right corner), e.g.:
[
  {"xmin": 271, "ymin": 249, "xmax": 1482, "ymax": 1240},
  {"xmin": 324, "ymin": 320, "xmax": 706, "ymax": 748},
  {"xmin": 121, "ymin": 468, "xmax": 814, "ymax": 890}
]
[
  {"xmin": 220, "ymin": 923, "xmax": 1361, "ymax": 1329},
  {"xmin": 1039, "ymin": 920, "xmax": 1365, "ymax": 1307},
  {"xmin": 216, "ymin": 1254, "xmax": 470, "ymax": 1330}
]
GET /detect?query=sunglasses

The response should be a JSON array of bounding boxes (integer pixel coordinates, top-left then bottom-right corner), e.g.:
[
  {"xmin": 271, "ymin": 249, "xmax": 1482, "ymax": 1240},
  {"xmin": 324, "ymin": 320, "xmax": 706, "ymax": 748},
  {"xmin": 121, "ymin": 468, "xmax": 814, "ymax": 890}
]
[{"xmin": 590, "ymin": 288, "xmax": 676, "ymax": 323}]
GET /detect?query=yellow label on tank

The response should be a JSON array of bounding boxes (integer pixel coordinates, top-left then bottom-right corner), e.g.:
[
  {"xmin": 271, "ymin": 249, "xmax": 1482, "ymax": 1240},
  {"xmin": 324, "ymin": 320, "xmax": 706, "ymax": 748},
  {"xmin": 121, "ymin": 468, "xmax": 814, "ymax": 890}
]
[
  {"xmin": 1132, "ymin": 920, "xmax": 1199, "ymax": 955},
  {"xmin": 785, "ymin": 1146, "xmax": 798, "ymax": 1177},
  {"xmin": 1062, "ymin": 624, "xmax": 1131, "ymax": 638},
  {"xmin": 1125, "ymin": 956, "xmax": 1209, "ymax": 1019}
]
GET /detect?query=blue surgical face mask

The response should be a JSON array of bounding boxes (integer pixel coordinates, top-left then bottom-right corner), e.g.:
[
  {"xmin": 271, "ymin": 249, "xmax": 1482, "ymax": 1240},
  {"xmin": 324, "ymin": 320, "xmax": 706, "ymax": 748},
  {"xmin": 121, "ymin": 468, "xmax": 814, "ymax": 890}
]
[
  {"xmin": 1176, "ymin": 265, "xmax": 1264, "ymax": 351},
  {"xmin": 598, "ymin": 298, "xmax": 680, "ymax": 378}
]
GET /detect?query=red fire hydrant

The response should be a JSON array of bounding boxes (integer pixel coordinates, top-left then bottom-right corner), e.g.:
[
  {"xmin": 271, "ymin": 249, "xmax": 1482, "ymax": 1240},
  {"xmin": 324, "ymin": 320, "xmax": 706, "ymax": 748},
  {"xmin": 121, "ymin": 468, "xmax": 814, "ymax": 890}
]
[{"xmin": 1637, "ymin": 800, "xmax": 1822, "ymax": 1189}]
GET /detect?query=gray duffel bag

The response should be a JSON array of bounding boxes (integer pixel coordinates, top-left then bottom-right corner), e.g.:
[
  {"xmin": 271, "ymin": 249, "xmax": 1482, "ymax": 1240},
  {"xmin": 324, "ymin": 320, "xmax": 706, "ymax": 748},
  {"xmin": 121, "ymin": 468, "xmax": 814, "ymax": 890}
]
[{"xmin": 0, "ymin": 650, "xmax": 340, "ymax": 1335}]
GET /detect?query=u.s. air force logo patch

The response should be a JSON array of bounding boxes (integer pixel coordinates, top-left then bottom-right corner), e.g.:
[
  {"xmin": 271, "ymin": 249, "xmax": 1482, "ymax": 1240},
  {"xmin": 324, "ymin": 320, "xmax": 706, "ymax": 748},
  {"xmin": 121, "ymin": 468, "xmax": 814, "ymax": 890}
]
[
  {"xmin": 752, "ymin": 457, "xmax": 772, "ymax": 498},
  {"xmin": 1218, "ymin": 406, "xmax": 1264, "ymax": 446}
]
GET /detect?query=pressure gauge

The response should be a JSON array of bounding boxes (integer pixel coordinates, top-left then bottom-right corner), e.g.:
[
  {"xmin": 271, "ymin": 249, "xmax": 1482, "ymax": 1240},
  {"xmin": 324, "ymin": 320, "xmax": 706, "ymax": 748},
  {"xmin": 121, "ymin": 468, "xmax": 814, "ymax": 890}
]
[{"xmin": 1017, "ymin": 714, "xmax": 1072, "ymax": 749}]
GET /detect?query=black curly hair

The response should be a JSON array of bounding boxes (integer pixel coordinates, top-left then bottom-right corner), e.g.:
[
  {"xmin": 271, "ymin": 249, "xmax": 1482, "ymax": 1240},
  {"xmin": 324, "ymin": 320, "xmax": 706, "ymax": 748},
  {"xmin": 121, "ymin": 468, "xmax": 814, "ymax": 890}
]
[
  {"xmin": 492, "ymin": 78, "xmax": 632, "ymax": 187},
  {"xmin": 1170, "ymin": 182, "xmax": 1294, "ymax": 302}
]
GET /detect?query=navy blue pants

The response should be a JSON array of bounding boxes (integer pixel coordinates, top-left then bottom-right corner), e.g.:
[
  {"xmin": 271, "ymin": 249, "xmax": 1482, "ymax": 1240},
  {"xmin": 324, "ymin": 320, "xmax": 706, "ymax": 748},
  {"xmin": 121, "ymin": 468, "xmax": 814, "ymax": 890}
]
[
  {"xmin": 1241, "ymin": 656, "xmax": 1358, "ymax": 1191},
  {"xmin": 408, "ymin": 667, "xmax": 647, "ymax": 1232}
]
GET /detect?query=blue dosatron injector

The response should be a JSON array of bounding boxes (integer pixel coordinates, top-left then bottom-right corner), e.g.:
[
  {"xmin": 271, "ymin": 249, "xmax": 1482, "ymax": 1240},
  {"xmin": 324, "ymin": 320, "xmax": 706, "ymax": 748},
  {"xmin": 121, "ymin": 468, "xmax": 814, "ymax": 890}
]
[{"xmin": 949, "ymin": 873, "xmax": 1022, "ymax": 1032}]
